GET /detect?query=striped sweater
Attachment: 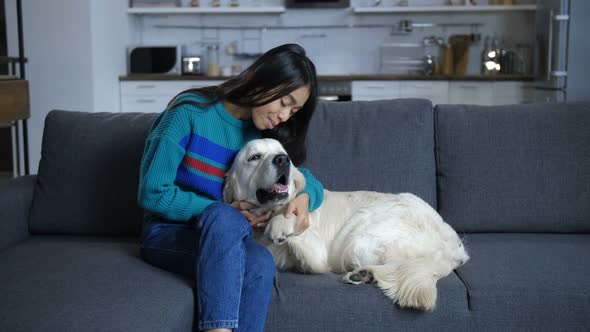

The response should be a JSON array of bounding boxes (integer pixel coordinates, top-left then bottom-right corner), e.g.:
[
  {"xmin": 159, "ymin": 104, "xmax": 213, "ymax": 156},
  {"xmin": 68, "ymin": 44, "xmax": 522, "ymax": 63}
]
[{"xmin": 138, "ymin": 93, "xmax": 324, "ymax": 222}]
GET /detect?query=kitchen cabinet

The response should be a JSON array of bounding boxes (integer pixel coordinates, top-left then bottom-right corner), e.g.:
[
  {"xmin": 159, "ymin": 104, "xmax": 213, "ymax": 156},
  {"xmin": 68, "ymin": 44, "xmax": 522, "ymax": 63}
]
[
  {"xmin": 123, "ymin": 79, "xmax": 531, "ymax": 112},
  {"xmin": 492, "ymin": 82, "xmax": 529, "ymax": 105},
  {"xmin": 127, "ymin": 7, "xmax": 286, "ymax": 14},
  {"xmin": 400, "ymin": 81, "xmax": 448, "ymax": 105},
  {"xmin": 120, "ymin": 80, "xmax": 223, "ymax": 113},
  {"xmin": 352, "ymin": 81, "xmax": 400, "ymax": 101},
  {"xmin": 352, "ymin": 80, "xmax": 448, "ymax": 104},
  {"xmin": 352, "ymin": 5, "xmax": 537, "ymax": 14},
  {"xmin": 448, "ymin": 81, "xmax": 529, "ymax": 105},
  {"xmin": 448, "ymin": 82, "xmax": 494, "ymax": 105}
]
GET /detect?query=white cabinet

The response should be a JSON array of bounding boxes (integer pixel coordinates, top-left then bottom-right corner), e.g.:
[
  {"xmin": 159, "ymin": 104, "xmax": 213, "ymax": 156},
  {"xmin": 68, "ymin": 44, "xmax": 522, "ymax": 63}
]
[
  {"xmin": 352, "ymin": 81, "xmax": 400, "ymax": 101},
  {"xmin": 448, "ymin": 81, "xmax": 529, "ymax": 105},
  {"xmin": 352, "ymin": 80, "xmax": 448, "ymax": 104},
  {"xmin": 492, "ymin": 82, "xmax": 529, "ymax": 105},
  {"xmin": 120, "ymin": 80, "xmax": 223, "ymax": 113},
  {"xmin": 399, "ymin": 81, "xmax": 449, "ymax": 105},
  {"xmin": 448, "ymin": 82, "xmax": 494, "ymax": 105}
]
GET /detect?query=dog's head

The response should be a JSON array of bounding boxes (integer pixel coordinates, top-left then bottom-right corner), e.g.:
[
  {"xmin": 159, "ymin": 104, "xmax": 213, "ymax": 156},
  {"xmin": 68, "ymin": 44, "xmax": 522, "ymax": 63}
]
[{"xmin": 223, "ymin": 138, "xmax": 306, "ymax": 209}]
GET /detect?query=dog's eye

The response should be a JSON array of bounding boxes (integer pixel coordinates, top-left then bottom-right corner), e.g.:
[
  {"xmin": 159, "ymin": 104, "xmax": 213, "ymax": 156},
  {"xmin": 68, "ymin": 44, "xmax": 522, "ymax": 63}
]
[{"xmin": 248, "ymin": 154, "xmax": 261, "ymax": 162}]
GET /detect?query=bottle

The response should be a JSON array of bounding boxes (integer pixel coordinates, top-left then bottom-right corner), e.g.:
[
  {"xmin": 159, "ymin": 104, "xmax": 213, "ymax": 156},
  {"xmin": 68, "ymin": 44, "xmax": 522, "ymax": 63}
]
[
  {"xmin": 480, "ymin": 35, "xmax": 490, "ymax": 75},
  {"xmin": 206, "ymin": 45, "xmax": 220, "ymax": 77},
  {"xmin": 441, "ymin": 42, "xmax": 454, "ymax": 76},
  {"xmin": 482, "ymin": 34, "xmax": 500, "ymax": 75},
  {"xmin": 491, "ymin": 34, "xmax": 501, "ymax": 75}
]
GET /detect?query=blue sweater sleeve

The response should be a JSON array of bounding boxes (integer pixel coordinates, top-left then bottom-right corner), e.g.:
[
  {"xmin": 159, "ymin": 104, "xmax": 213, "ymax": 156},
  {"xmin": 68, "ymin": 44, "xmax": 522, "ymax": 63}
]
[
  {"xmin": 298, "ymin": 167, "xmax": 324, "ymax": 212},
  {"xmin": 138, "ymin": 108, "xmax": 215, "ymax": 221}
]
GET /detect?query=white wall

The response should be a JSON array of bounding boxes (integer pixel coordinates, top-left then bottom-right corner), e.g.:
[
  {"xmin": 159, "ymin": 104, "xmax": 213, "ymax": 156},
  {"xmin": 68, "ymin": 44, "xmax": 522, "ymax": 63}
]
[
  {"xmin": 89, "ymin": 0, "xmax": 129, "ymax": 113},
  {"xmin": 6, "ymin": 0, "xmax": 128, "ymax": 174}
]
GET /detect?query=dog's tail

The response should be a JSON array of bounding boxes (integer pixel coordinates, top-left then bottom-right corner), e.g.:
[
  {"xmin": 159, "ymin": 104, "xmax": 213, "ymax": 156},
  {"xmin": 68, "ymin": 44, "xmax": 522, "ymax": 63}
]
[{"xmin": 371, "ymin": 257, "xmax": 453, "ymax": 311}]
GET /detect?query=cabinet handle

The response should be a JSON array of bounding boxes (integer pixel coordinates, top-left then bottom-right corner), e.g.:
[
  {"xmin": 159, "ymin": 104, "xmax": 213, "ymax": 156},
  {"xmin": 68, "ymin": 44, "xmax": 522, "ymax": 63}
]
[
  {"xmin": 458, "ymin": 85, "xmax": 478, "ymax": 89},
  {"xmin": 136, "ymin": 85, "xmax": 156, "ymax": 89},
  {"xmin": 364, "ymin": 85, "xmax": 386, "ymax": 89},
  {"xmin": 137, "ymin": 99, "xmax": 156, "ymax": 103}
]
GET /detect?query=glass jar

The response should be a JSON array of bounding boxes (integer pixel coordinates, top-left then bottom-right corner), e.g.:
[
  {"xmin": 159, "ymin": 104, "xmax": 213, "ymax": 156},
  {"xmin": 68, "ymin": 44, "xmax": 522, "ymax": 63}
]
[{"xmin": 206, "ymin": 45, "xmax": 220, "ymax": 77}]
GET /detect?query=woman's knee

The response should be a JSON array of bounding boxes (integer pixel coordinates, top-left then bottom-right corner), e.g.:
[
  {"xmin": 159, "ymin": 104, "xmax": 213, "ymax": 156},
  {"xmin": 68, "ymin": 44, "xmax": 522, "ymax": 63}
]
[
  {"xmin": 198, "ymin": 201, "xmax": 251, "ymax": 238},
  {"xmin": 245, "ymin": 240, "xmax": 276, "ymax": 285}
]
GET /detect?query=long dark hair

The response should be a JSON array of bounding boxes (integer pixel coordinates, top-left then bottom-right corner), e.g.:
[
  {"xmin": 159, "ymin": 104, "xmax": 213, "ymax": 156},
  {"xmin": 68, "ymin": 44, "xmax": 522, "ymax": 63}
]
[{"xmin": 168, "ymin": 43, "xmax": 318, "ymax": 166}]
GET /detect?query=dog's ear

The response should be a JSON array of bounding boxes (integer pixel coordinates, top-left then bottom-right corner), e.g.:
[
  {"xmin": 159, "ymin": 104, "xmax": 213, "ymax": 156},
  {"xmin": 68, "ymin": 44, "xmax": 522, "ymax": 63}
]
[
  {"xmin": 292, "ymin": 167, "xmax": 306, "ymax": 195},
  {"xmin": 222, "ymin": 171, "xmax": 236, "ymax": 203}
]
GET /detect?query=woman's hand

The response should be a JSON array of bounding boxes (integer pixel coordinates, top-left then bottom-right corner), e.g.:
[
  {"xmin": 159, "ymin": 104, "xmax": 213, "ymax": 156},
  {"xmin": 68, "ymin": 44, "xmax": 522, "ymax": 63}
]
[
  {"xmin": 230, "ymin": 201, "xmax": 272, "ymax": 231},
  {"xmin": 285, "ymin": 193, "xmax": 310, "ymax": 234}
]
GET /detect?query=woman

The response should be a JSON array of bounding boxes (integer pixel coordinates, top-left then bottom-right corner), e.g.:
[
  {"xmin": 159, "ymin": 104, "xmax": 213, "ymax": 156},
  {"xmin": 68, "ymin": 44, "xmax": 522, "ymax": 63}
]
[{"xmin": 138, "ymin": 43, "xmax": 324, "ymax": 332}]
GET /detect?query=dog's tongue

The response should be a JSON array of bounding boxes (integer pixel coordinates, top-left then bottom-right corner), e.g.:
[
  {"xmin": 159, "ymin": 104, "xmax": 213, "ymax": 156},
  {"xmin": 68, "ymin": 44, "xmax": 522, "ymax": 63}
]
[{"xmin": 271, "ymin": 183, "xmax": 289, "ymax": 193}]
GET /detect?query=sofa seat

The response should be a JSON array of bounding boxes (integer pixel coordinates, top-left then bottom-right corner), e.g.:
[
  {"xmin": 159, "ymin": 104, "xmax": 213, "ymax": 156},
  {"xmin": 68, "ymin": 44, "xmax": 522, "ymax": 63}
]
[
  {"xmin": 457, "ymin": 233, "xmax": 590, "ymax": 331},
  {"xmin": 265, "ymin": 270, "xmax": 470, "ymax": 331},
  {"xmin": 0, "ymin": 236, "xmax": 194, "ymax": 332}
]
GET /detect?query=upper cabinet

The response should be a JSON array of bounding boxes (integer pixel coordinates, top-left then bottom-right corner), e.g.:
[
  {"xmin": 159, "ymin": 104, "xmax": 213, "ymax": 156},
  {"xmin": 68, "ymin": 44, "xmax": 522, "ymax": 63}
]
[
  {"xmin": 352, "ymin": 4, "xmax": 537, "ymax": 14},
  {"xmin": 127, "ymin": 6, "xmax": 286, "ymax": 14},
  {"xmin": 127, "ymin": 1, "xmax": 538, "ymax": 15}
]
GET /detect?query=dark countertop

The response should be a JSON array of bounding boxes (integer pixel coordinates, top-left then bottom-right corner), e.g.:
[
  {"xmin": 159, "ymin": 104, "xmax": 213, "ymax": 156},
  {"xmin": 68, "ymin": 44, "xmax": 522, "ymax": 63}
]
[{"xmin": 119, "ymin": 74, "xmax": 534, "ymax": 81}]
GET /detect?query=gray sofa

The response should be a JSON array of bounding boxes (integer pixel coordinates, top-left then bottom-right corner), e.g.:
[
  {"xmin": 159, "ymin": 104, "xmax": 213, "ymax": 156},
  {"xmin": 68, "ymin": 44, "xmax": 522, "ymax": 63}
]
[{"xmin": 1, "ymin": 99, "xmax": 589, "ymax": 331}]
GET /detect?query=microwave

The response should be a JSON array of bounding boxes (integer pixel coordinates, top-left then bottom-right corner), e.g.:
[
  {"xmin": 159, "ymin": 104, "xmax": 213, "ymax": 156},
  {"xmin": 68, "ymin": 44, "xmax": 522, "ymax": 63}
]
[
  {"xmin": 127, "ymin": 45, "xmax": 182, "ymax": 75},
  {"xmin": 286, "ymin": 0, "xmax": 349, "ymax": 8}
]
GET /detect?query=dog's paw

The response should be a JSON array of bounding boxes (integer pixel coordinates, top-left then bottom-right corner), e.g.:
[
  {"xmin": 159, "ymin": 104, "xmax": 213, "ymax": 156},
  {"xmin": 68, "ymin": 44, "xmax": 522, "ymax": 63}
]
[
  {"xmin": 265, "ymin": 214, "xmax": 297, "ymax": 245},
  {"xmin": 342, "ymin": 268, "xmax": 374, "ymax": 285}
]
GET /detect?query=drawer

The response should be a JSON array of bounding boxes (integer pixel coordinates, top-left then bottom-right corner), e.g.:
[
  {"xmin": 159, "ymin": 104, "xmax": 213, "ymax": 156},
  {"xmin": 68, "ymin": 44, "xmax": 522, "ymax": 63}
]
[
  {"xmin": 352, "ymin": 94, "xmax": 399, "ymax": 101},
  {"xmin": 121, "ymin": 96, "xmax": 171, "ymax": 113},
  {"xmin": 181, "ymin": 80, "xmax": 225, "ymax": 91},
  {"xmin": 449, "ymin": 82, "xmax": 494, "ymax": 105},
  {"xmin": 493, "ymin": 82, "xmax": 526, "ymax": 97},
  {"xmin": 399, "ymin": 81, "xmax": 448, "ymax": 95},
  {"xmin": 492, "ymin": 82, "xmax": 527, "ymax": 105},
  {"xmin": 120, "ymin": 80, "xmax": 224, "ymax": 97},
  {"xmin": 399, "ymin": 81, "xmax": 449, "ymax": 105},
  {"xmin": 352, "ymin": 81, "xmax": 400, "ymax": 98}
]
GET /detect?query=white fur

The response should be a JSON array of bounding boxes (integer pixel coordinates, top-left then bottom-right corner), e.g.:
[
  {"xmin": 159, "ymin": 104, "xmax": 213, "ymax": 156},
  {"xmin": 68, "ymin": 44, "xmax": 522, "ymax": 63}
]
[{"xmin": 224, "ymin": 138, "xmax": 470, "ymax": 311}]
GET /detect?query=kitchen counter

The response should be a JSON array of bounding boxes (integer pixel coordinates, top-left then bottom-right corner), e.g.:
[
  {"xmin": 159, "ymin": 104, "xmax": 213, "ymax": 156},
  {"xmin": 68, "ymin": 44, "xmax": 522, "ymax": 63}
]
[{"xmin": 119, "ymin": 74, "xmax": 534, "ymax": 81}]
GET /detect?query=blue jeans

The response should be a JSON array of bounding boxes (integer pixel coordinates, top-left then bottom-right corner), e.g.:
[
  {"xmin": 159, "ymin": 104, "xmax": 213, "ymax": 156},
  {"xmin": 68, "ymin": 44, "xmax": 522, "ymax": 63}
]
[{"xmin": 140, "ymin": 202, "xmax": 276, "ymax": 331}]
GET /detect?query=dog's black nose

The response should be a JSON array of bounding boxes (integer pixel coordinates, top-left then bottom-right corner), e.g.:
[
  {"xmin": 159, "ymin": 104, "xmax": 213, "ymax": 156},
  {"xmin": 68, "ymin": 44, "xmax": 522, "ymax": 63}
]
[{"xmin": 272, "ymin": 154, "xmax": 290, "ymax": 167}]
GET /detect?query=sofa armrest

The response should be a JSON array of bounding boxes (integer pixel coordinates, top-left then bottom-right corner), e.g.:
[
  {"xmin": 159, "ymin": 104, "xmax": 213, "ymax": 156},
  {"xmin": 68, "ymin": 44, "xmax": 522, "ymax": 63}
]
[{"xmin": 0, "ymin": 175, "xmax": 36, "ymax": 251}]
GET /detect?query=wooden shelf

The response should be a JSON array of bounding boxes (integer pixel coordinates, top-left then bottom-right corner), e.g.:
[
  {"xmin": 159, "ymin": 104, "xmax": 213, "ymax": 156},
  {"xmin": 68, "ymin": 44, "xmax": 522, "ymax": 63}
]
[
  {"xmin": 352, "ymin": 4, "xmax": 537, "ymax": 14},
  {"xmin": 127, "ymin": 6, "xmax": 286, "ymax": 14}
]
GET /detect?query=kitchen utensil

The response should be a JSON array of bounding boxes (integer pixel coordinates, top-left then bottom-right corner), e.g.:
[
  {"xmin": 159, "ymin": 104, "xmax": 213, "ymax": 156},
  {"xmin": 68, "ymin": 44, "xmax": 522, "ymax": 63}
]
[
  {"xmin": 380, "ymin": 42, "xmax": 424, "ymax": 74},
  {"xmin": 423, "ymin": 55, "xmax": 438, "ymax": 76},
  {"xmin": 449, "ymin": 34, "xmax": 472, "ymax": 76},
  {"xmin": 440, "ymin": 44, "xmax": 454, "ymax": 75},
  {"xmin": 181, "ymin": 56, "xmax": 202, "ymax": 75}
]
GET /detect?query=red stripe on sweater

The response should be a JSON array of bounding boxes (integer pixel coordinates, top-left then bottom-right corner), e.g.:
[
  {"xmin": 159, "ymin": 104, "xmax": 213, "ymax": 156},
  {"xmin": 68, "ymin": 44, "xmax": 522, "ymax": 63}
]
[{"xmin": 183, "ymin": 155, "xmax": 226, "ymax": 178}]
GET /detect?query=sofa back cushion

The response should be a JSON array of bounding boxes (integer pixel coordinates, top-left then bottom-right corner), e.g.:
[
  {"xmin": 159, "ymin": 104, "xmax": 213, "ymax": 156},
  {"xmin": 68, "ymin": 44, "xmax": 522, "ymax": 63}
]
[
  {"xmin": 304, "ymin": 99, "xmax": 437, "ymax": 208},
  {"xmin": 30, "ymin": 110, "xmax": 158, "ymax": 236},
  {"xmin": 435, "ymin": 102, "xmax": 590, "ymax": 233}
]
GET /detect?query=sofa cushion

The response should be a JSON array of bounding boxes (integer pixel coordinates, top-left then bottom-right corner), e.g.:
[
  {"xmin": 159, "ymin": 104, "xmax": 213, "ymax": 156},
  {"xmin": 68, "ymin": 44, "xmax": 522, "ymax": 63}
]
[
  {"xmin": 0, "ymin": 236, "xmax": 193, "ymax": 332},
  {"xmin": 435, "ymin": 102, "xmax": 590, "ymax": 232},
  {"xmin": 265, "ymin": 270, "xmax": 469, "ymax": 331},
  {"xmin": 305, "ymin": 99, "xmax": 437, "ymax": 208},
  {"xmin": 30, "ymin": 111, "xmax": 158, "ymax": 236},
  {"xmin": 457, "ymin": 233, "xmax": 590, "ymax": 331}
]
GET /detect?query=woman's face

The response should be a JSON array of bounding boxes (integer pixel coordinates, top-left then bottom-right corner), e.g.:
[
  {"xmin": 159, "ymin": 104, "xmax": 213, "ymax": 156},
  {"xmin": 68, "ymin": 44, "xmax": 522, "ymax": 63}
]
[{"xmin": 251, "ymin": 85, "xmax": 310, "ymax": 131}]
